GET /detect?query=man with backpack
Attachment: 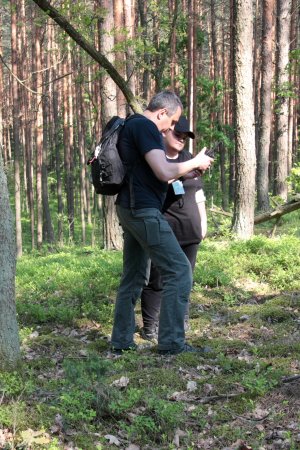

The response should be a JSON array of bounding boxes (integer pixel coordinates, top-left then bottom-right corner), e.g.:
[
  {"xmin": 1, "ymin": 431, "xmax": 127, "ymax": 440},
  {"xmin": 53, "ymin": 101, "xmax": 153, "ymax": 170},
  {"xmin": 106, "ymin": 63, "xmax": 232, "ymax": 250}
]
[
  {"xmin": 111, "ymin": 90, "xmax": 213, "ymax": 355},
  {"xmin": 140, "ymin": 116, "xmax": 207, "ymax": 342}
]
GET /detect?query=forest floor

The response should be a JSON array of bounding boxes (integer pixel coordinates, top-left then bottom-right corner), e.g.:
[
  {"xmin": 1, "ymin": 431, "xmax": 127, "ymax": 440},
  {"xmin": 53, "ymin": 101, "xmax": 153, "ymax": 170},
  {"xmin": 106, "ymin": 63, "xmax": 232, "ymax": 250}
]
[{"xmin": 1, "ymin": 231, "xmax": 300, "ymax": 449}]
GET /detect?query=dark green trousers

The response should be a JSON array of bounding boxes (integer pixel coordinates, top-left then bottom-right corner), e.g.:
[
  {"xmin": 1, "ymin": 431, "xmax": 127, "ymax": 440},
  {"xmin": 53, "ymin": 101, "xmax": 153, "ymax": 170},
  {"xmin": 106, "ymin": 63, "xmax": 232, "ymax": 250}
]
[{"xmin": 111, "ymin": 206, "xmax": 192, "ymax": 352}]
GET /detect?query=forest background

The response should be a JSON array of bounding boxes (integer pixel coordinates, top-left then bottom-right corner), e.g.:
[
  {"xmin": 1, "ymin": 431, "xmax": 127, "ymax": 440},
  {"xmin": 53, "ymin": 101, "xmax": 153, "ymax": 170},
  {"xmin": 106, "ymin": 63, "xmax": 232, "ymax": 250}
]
[
  {"xmin": 0, "ymin": 0, "xmax": 299, "ymax": 255},
  {"xmin": 0, "ymin": 0, "xmax": 300, "ymax": 448}
]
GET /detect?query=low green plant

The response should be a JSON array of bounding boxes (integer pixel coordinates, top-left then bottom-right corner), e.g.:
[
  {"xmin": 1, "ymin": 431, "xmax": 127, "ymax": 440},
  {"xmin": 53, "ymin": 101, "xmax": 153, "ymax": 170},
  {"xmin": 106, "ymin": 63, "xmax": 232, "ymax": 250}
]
[
  {"xmin": 57, "ymin": 356, "xmax": 116, "ymax": 427},
  {"xmin": 241, "ymin": 368, "xmax": 280, "ymax": 396}
]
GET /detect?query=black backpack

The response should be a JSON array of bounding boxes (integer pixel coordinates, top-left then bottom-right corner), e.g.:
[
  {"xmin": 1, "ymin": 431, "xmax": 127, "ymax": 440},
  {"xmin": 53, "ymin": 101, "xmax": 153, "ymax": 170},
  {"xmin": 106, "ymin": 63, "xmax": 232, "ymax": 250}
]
[{"xmin": 87, "ymin": 116, "xmax": 126, "ymax": 195}]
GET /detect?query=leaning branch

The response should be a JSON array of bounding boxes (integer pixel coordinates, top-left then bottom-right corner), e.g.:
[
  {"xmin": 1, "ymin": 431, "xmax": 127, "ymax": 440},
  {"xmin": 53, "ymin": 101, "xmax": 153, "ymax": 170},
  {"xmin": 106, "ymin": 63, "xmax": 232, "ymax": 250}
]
[
  {"xmin": 31, "ymin": 0, "xmax": 143, "ymax": 114},
  {"xmin": 209, "ymin": 197, "xmax": 300, "ymax": 226},
  {"xmin": 254, "ymin": 197, "xmax": 300, "ymax": 224}
]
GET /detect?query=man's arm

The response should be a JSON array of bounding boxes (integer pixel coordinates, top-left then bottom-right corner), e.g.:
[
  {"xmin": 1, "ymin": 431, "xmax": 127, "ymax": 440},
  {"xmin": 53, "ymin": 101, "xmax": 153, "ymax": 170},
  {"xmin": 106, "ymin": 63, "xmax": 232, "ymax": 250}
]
[{"xmin": 145, "ymin": 148, "xmax": 213, "ymax": 182}]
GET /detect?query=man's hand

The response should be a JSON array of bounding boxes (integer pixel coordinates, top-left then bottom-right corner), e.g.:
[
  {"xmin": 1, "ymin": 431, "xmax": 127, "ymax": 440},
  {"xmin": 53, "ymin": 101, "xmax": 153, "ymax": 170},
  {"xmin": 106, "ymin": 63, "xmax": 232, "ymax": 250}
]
[{"xmin": 193, "ymin": 147, "xmax": 214, "ymax": 172}]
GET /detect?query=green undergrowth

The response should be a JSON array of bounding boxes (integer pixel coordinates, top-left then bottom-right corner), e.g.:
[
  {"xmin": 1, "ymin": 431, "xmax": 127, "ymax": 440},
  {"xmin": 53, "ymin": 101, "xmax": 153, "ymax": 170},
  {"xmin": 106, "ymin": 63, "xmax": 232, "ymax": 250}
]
[{"xmin": 1, "ymin": 233, "xmax": 300, "ymax": 449}]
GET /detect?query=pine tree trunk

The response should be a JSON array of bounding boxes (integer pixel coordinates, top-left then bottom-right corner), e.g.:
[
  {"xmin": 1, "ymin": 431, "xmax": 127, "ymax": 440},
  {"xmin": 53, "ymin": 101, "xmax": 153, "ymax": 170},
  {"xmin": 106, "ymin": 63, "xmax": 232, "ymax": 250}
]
[
  {"xmin": 138, "ymin": 0, "xmax": 150, "ymax": 101},
  {"xmin": 0, "ymin": 15, "xmax": 3, "ymax": 157},
  {"xmin": 76, "ymin": 54, "xmax": 87, "ymax": 245},
  {"xmin": 42, "ymin": 22, "xmax": 55, "ymax": 244},
  {"xmin": 124, "ymin": 0, "xmax": 136, "ymax": 104},
  {"xmin": 11, "ymin": 0, "xmax": 23, "ymax": 257},
  {"xmin": 232, "ymin": 0, "xmax": 256, "ymax": 238},
  {"xmin": 114, "ymin": 0, "xmax": 127, "ymax": 116},
  {"xmin": 63, "ymin": 46, "xmax": 75, "ymax": 242},
  {"xmin": 257, "ymin": 0, "xmax": 274, "ymax": 212},
  {"xmin": 228, "ymin": 0, "xmax": 236, "ymax": 203},
  {"xmin": 273, "ymin": 0, "xmax": 292, "ymax": 200},
  {"xmin": 100, "ymin": 0, "xmax": 123, "ymax": 250},
  {"xmin": 187, "ymin": 0, "xmax": 195, "ymax": 155},
  {"xmin": 0, "ymin": 151, "xmax": 20, "ymax": 370}
]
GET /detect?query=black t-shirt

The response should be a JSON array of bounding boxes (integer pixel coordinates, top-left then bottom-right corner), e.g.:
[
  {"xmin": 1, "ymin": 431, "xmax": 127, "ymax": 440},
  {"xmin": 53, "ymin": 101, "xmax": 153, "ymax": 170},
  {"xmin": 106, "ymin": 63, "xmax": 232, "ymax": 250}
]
[
  {"xmin": 163, "ymin": 150, "xmax": 204, "ymax": 245},
  {"xmin": 116, "ymin": 114, "xmax": 168, "ymax": 210}
]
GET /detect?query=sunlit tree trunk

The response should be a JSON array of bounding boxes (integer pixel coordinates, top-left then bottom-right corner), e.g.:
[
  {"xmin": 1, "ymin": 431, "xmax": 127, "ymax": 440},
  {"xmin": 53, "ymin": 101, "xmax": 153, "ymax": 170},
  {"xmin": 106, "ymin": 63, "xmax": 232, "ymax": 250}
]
[
  {"xmin": 53, "ymin": 84, "xmax": 64, "ymax": 244},
  {"xmin": 0, "ymin": 151, "xmax": 20, "ymax": 370},
  {"xmin": 232, "ymin": 0, "xmax": 256, "ymax": 238},
  {"xmin": 76, "ymin": 53, "xmax": 87, "ymax": 245},
  {"xmin": 124, "ymin": 0, "xmax": 136, "ymax": 108},
  {"xmin": 34, "ymin": 22, "xmax": 44, "ymax": 249},
  {"xmin": 100, "ymin": 0, "xmax": 123, "ymax": 250},
  {"xmin": 187, "ymin": 0, "xmax": 196, "ymax": 155},
  {"xmin": 11, "ymin": 0, "xmax": 22, "ymax": 257},
  {"xmin": 288, "ymin": 0, "xmax": 298, "ymax": 168},
  {"xmin": 273, "ymin": 0, "xmax": 292, "ymax": 200},
  {"xmin": 229, "ymin": 0, "xmax": 236, "ymax": 203},
  {"xmin": 138, "ymin": 0, "xmax": 150, "ymax": 101},
  {"xmin": 257, "ymin": 0, "xmax": 274, "ymax": 212},
  {"xmin": 20, "ymin": 0, "xmax": 35, "ymax": 248},
  {"xmin": 0, "ymin": 15, "xmax": 3, "ymax": 158},
  {"xmin": 63, "ymin": 45, "xmax": 75, "ymax": 242},
  {"xmin": 114, "ymin": 0, "xmax": 127, "ymax": 116}
]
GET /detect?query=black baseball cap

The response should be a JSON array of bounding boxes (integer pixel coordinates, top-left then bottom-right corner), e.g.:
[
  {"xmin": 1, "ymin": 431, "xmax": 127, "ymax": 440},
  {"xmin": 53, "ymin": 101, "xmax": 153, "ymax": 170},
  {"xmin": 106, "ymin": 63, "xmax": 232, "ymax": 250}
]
[{"xmin": 174, "ymin": 116, "xmax": 195, "ymax": 139}]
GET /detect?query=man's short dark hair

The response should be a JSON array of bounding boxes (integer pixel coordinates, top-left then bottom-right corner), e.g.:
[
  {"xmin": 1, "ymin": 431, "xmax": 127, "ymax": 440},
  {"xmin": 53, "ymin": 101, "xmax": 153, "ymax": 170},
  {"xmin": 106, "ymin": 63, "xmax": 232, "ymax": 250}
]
[{"xmin": 147, "ymin": 90, "xmax": 183, "ymax": 116}]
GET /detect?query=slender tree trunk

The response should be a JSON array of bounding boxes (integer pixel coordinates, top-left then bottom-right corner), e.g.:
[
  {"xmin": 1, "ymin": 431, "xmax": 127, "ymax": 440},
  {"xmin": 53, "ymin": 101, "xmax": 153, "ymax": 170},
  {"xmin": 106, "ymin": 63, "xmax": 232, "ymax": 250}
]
[
  {"xmin": 124, "ymin": 0, "xmax": 136, "ymax": 105},
  {"xmin": 42, "ymin": 43, "xmax": 55, "ymax": 243},
  {"xmin": 0, "ymin": 151, "xmax": 20, "ymax": 370},
  {"xmin": 76, "ymin": 54, "xmax": 87, "ymax": 245},
  {"xmin": 34, "ymin": 23, "xmax": 44, "ymax": 249},
  {"xmin": 20, "ymin": 0, "xmax": 35, "ymax": 248},
  {"xmin": 100, "ymin": 0, "xmax": 123, "ymax": 250},
  {"xmin": 169, "ymin": 0, "xmax": 177, "ymax": 90},
  {"xmin": 11, "ymin": 0, "xmax": 22, "ymax": 257},
  {"xmin": 273, "ymin": 0, "xmax": 292, "ymax": 200},
  {"xmin": 257, "ymin": 0, "xmax": 274, "ymax": 211},
  {"xmin": 0, "ymin": 15, "xmax": 3, "ymax": 157},
  {"xmin": 187, "ymin": 0, "xmax": 196, "ymax": 155},
  {"xmin": 114, "ymin": 0, "xmax": 127, "ymax": 116},
  {"xmin": 288, "ymin": 0, "xmax": 297, "ymax": 168},
  {"xmin": 62, "ymin": 46, "xmax": 75, "ymax": 242},
  {"xmin": 232, "ymin": 0, "xmax": 257, "ymax": 238},
  {"xmin": 229, "ymin": 0, "xmax": 236, "ymax": 203},
  {"xmin": 53, "ymin": 84, "xmax": 64, "ymax": 244},
  {"xmin": 138, "ymin": 0, "xmax": 150, "ymax": 101}
]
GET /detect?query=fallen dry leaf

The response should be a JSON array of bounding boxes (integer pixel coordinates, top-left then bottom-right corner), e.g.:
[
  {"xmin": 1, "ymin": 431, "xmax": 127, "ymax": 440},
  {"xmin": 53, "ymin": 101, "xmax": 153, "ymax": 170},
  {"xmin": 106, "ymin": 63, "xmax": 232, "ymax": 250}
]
[
  {"xmin": 173, "ymin": 428, "xmax": 187, "ymax": 447},
  {"xmin": 111, "ymin": 376, "xmax": 130, "ymax": 388},
  {"xmin": 104, "ymin": 434, "xmax": 121, "ymax": 446},
  {"xmin": 187, "ymin": 380, "xmax": 197, "ymax": 392}
]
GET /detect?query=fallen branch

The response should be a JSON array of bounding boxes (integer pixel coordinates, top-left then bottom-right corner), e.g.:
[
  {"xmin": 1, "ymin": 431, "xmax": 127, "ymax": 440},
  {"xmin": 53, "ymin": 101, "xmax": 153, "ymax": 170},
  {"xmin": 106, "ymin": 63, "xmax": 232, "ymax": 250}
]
[
  {"xmin": 221, "ymin": 406, "xmax": 270, "ymax": 422},
  {"xmin": 209, "ymin": 197, "xmax": 300, "ymax": 226},
  {"xmin": 282, "ymin": 374, "xmax": 300, "ymax": 383},
  {"xmin": 195, "ymin": 393, "xmax": 241, "ymax": 404},
  {"xmin": 209, "ymin": 207, "xmax": 232, "ymax": 218},
  {"xmin": 254, "ymin": 197, "xmax": 300, "ymax": 225}
]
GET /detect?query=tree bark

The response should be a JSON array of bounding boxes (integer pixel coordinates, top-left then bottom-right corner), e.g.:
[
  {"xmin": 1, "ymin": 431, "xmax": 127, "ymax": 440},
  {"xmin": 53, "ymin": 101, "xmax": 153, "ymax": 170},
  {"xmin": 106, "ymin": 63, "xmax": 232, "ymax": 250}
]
[
  {"xmin": 33, "ymin": 21, "xmax": 44, "ymax": 249},
  {"xmin": 187, "ymin": 0, "xmax": 196, "ymax": 155},
  {"xmin": 11, "ymin": 0, "xmax": 23, "ymax": 257},
  {"xmin": 113, "ymin": 0, "xmax": 127, "ymax": 117},
  {"xmin": 0, "ymin": 15, "xmax": 3, "ymax": 158},
  {"xmin": 42, "ymin": 22, "xmax": 55, "ymax": 243},
  {"xmin": 273, "ymin": 0, "xmax": 292, "ymax": 201},
  {"xmin": 257, "ymin": 0, "xmax": 274, "ymax": 212},
  {"xmin": 0, "ymin": 151, "xmax": 20, "ymax": 370},
  {"xmin": 100, "ymin": 0, "xmax": 123, "ymax": 250},
  {"xmin": 232, "ymin": 0, "xmax": 257, "ymax": 238}
]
